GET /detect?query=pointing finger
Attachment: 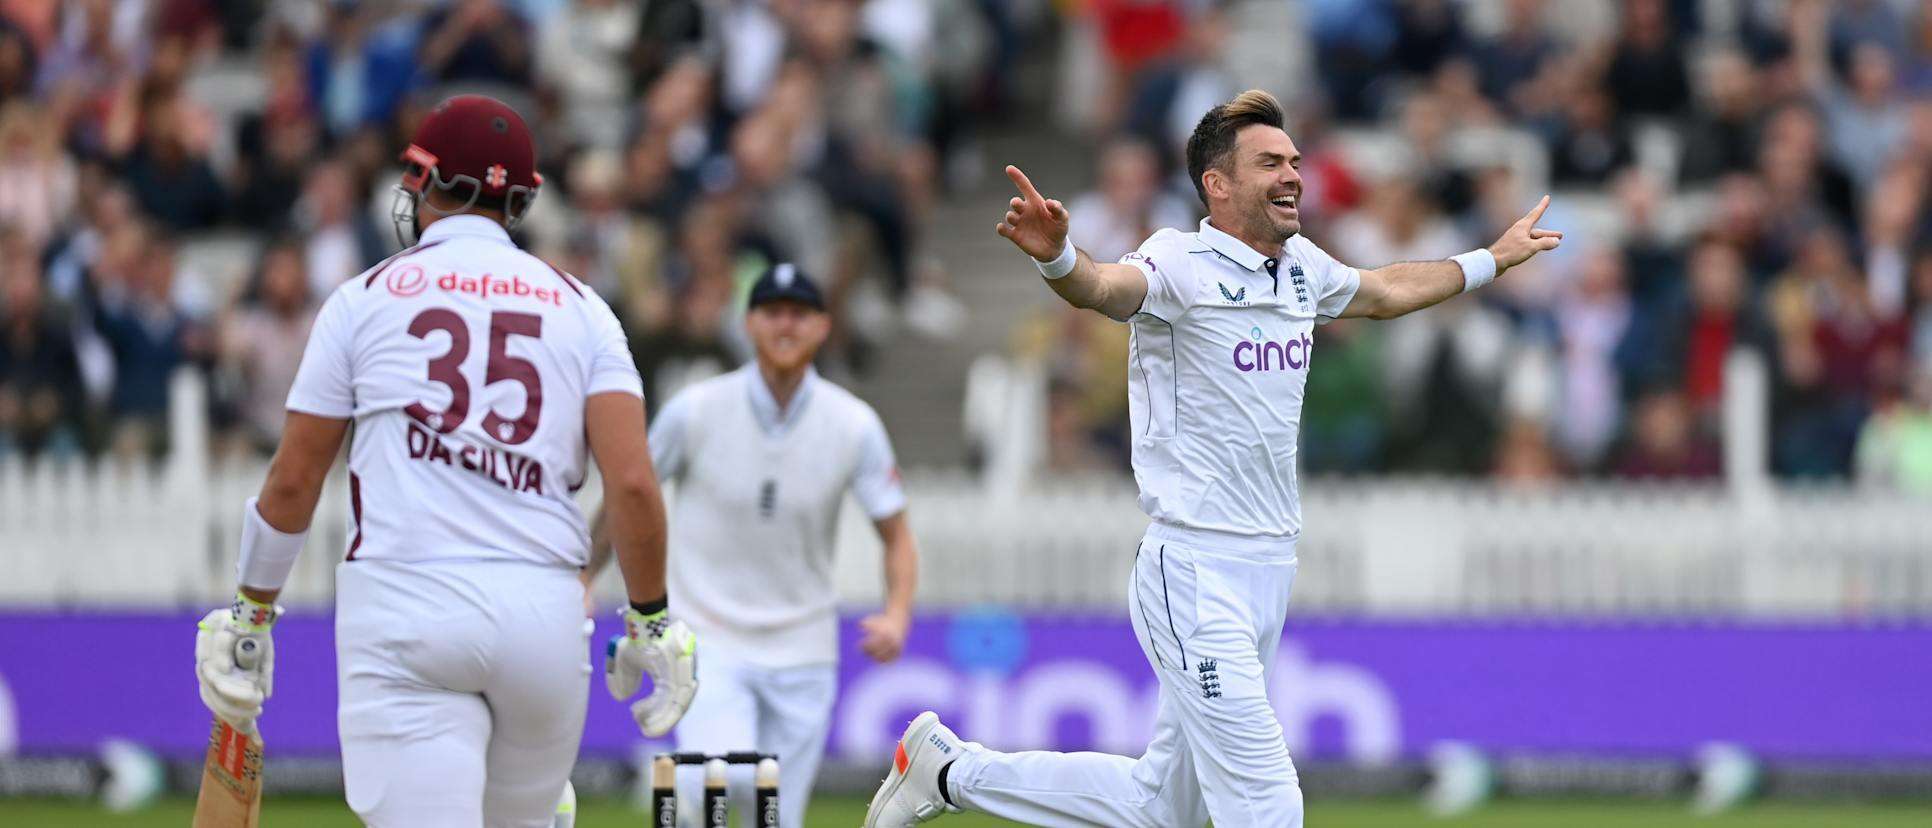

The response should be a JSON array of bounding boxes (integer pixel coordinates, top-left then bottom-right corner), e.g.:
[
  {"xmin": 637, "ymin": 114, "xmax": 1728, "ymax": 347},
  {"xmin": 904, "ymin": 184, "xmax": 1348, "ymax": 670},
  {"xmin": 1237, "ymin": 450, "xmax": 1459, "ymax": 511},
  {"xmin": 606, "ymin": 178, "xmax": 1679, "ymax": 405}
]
[
  {"xmin": 1006, "ymin": 165, "xmax": 1045, "ymax": 205},
  {"xmin": 1524, "ymin": 194, "xmax": 1551, "ymax": 226}
]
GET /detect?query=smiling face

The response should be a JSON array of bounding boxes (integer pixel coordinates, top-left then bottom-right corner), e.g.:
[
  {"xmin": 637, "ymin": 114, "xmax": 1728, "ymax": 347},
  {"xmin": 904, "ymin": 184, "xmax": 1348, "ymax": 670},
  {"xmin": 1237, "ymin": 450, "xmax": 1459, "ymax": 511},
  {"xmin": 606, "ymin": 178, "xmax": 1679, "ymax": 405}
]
[
  {"xmin": 1206, "ymin": 124, "xmax": 1303, "ymax": 244},
  {"xmin": 746, "ymin": 300, "xmax": 831, "ymax": 374}
]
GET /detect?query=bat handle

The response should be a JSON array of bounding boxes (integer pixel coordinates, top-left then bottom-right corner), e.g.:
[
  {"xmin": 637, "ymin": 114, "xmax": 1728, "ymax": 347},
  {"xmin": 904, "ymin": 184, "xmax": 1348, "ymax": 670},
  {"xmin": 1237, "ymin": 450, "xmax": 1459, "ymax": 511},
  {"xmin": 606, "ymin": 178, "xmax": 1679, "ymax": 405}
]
[{"xmin": 235, "ymin": 636, "xmax": 264, "ymax": 672}]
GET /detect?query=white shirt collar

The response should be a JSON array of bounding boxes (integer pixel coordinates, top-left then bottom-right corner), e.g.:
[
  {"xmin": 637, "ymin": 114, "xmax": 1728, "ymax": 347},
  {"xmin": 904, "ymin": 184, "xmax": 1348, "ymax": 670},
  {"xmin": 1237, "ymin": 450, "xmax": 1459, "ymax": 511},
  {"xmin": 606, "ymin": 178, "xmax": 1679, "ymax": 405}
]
[
  {"xmin": 419, "ymin": 214, "xmax": 513, "ymax": 246},
  {"xmin": 745, "ymin": 364, "xmax": 818, "ymax": 434},
  {"xmin": 1198, "ymin": 217, "xmax": 1276, "ymax": 273}
]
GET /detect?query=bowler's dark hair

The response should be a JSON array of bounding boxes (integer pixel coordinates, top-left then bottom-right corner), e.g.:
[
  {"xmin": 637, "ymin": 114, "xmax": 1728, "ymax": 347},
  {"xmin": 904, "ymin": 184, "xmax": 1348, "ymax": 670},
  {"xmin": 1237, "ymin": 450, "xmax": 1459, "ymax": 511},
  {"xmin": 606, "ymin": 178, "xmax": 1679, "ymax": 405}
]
[{"xmin": 1184, "ymin": 89, "xmax": 1286, "ymax": 208}]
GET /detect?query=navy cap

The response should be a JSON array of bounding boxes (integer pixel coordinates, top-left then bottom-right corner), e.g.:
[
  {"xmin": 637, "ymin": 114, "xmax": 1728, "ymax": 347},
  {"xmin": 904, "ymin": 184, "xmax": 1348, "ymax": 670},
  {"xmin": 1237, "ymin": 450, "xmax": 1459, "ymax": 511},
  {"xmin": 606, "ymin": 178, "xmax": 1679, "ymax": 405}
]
[{"xmin": 747, "ymin": 263, "xmax": 825, "ymax": 311}]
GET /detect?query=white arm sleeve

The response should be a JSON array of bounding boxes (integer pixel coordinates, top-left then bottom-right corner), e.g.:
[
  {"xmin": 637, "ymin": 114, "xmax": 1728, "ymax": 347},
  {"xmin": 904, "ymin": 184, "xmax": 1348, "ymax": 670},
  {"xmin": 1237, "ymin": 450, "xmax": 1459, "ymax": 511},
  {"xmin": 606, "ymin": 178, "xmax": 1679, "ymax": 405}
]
[
  {"xmin": 850, "ymin": 410, "xmax": 907, "ymax": 520},
  {"xmin": 285, "ymin": 290, "xmax": 356, "ymax": 418},
  {"xmin": 646, "ymin": 393, "xmax": 691, "ymax": 482},
  {"xmin": 587, "ymin": 299, "xmax": 644, "ymax": 398},
  {"xmin": 1292, "ymin": 236, "xmax": 1362, "ymax": 323},
  {"xmin": 1119, "ymin": 229, "xmax": 1192, "ymax": 322}
]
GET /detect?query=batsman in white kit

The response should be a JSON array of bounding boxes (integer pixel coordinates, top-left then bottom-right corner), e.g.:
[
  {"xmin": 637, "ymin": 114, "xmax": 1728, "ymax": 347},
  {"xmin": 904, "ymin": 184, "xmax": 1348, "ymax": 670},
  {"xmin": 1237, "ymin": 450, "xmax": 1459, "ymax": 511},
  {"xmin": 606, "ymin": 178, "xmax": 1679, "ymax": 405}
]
[
  {"xmin": 865, "ymin": 90, "xmax": 1563, "ymax": 827},
  {"xmin": 190, "ymin": 95, "xmax": 699, "ymax": 827},
  {"xmin": 588, "ymin": 263, "xmax": 920, "ymax": 828}
]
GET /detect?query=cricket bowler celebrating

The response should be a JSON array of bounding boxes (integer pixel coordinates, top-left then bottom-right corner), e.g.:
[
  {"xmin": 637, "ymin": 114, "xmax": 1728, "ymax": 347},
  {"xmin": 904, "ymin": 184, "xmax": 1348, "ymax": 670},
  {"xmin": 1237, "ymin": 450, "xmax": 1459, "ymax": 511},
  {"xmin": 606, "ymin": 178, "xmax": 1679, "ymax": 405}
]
[
  {"xmin": 191, "ymin": 95, "xmax": 698, "ymax": 827},
  {"xmin": 589, "ymin": 262, "xmax": 920, "ymax": 828},
  {"xmin": 865, "ymin": 89, "xmax": 1561, "ymax": 827}
]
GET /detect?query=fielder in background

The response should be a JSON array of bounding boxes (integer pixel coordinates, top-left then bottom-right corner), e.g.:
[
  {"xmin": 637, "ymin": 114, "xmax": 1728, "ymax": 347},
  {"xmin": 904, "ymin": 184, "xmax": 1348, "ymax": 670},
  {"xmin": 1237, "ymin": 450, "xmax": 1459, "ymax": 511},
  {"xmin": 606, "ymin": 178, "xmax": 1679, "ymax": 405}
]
[
  {"xmin": 191, "ymin": 94, "xmax": 698, "ymax": 828},
  {"xmin": 590, "ymin": 262, "xmax": 920, "ymax": 828},
  {"xmin": 866, "ymin": 89, "xmax": 1561, "ymax": 827}
]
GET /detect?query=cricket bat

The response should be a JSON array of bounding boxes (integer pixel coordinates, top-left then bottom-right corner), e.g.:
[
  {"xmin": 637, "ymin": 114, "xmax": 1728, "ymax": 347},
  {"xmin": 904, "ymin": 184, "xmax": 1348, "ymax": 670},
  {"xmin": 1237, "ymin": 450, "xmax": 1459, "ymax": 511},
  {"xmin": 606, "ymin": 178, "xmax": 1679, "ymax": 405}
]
[{"xmin": 193, "ymin": 637, "xmax": 265, "ymax": 828}]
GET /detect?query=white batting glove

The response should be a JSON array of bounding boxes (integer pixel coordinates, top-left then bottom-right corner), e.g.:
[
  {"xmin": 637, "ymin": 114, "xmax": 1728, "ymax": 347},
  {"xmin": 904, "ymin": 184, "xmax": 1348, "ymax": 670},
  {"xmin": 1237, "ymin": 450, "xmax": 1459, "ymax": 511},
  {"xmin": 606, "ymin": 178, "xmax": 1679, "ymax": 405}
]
[
  {"xmin": 194, "ymin": 593, "xmax": 279, "ymax": 732},
  {"xmin": 605, "ymin": 605, "xmax": 698, "ymax": 737}
]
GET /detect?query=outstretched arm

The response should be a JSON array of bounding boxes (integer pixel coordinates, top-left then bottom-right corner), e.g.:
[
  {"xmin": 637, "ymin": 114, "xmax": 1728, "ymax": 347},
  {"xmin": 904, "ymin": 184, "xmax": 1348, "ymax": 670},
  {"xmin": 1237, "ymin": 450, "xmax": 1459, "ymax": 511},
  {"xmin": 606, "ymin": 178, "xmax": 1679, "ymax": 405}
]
[
  {"xmin": 996, "ymin": 165, "xmax": 1151, "ymax": 322},
  {"xmin": 1341, "ymin": 195, "xmax": 1563, "ymax": 320}
]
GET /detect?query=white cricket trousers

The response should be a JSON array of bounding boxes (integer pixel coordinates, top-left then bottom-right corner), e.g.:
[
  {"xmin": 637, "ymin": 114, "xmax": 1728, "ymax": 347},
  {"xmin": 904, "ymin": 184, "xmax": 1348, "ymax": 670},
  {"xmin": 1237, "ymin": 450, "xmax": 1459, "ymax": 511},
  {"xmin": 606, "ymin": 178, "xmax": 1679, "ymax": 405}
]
[
  {"xmin": 335, "ymin": 559, "xmax": 590, "ymax": 828},
  {"xmin": 949, "ymin": 523, "xmax": 1303, "ymax": 827},
  {"xmin": 673, "ymin": 648, "xmax": 837, "ymax": 828}
]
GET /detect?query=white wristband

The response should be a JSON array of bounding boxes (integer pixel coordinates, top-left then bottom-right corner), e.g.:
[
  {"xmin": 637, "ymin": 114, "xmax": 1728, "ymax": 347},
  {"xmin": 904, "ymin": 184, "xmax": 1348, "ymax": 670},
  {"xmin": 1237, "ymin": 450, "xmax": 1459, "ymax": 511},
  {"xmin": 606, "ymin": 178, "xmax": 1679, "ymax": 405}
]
[
  {"xmin": 1036, "ymin": 238, "xmax": 1078, "ymax": 279},
  {"xmin": 236, "ymin": 497, "xmax": 306, "ymax": 591},
  {"xmin": 1454, "ymin": 249, "xmax": 1497, "ymax": 293}
]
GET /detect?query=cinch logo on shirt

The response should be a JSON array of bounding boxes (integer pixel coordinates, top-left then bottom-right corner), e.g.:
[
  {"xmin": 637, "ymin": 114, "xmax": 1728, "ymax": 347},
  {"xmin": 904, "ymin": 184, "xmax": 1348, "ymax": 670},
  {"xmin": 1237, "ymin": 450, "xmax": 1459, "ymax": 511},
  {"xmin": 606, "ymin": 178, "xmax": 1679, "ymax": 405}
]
[
  {"xmin": 434, "ymin": 271, "xmax": 566, "ymax": 306},
  {"xmin": 1232, "ymin": 326, "xmax": 1312, "ymax": 372}
]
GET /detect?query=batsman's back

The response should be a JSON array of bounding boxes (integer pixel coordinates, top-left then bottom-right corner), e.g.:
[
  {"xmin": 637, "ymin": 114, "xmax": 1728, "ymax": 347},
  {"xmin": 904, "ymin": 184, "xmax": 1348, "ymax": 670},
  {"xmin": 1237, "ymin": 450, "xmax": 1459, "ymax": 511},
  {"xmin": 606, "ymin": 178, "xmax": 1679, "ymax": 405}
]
[{"xmin": 286, "ymin": 216, "xmax": 641, "ymax": 570}]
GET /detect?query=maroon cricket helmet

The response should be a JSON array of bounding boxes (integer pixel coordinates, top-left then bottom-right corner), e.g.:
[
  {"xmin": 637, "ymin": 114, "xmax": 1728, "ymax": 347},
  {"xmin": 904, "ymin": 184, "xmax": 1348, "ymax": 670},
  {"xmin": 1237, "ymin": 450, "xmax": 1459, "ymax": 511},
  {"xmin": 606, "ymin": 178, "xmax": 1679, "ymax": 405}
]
[{"xmin": 390, "ymin": 95, "xmax": 543, "ymax": 245}]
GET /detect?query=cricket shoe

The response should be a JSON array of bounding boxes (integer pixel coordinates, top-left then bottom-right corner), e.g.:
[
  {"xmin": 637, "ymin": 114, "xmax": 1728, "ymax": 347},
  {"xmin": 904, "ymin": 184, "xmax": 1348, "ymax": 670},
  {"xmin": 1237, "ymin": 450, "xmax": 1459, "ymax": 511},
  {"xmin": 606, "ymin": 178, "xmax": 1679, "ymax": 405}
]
[{"xmin": 863, "ymin": 711, "xmax": 965, "ymax": 827}]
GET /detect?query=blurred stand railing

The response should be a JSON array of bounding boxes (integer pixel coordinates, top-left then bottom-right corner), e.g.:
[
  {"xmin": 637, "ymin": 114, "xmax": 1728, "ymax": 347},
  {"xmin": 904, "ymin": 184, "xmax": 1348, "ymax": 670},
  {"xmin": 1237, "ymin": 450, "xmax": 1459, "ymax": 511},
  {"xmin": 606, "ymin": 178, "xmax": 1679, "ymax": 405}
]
[{"xmin": 5, "ymin": 367, "xmax": 1931, "ymax": 615}]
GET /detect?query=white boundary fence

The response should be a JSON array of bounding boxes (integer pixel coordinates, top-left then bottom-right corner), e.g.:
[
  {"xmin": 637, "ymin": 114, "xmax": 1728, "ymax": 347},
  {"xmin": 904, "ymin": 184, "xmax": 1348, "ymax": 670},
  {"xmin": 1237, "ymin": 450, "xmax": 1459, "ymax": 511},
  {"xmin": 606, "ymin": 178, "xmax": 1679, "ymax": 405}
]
[
  {"xmin": 835, "ymin": 474, "xmax": 1932, "ymax": 617},
  {"xmin": 5, "ymin": 457, "xmax": 1930, "ymax": 615},
  {"xmin": 6, "ymin": 366, "xmax": 1929, "ymax": 614}
]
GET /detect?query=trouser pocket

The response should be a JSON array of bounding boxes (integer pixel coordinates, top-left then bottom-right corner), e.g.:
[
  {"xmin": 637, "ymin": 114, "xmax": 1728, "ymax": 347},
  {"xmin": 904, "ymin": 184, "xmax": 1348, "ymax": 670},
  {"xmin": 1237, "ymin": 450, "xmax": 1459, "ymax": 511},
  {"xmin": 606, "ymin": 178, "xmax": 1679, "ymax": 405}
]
[{"xmin": 1130, "ymin": 541, "xmax": 1200, "ymax": 674}]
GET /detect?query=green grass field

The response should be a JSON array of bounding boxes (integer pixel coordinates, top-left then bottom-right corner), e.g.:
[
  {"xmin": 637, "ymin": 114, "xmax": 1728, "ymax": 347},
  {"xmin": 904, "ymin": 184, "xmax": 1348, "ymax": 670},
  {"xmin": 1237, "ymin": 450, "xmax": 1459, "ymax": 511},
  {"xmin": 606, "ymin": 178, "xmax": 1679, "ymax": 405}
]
[{"xmin": 3, "ymin": 796, "xmax": 1929, "ymax": 827}]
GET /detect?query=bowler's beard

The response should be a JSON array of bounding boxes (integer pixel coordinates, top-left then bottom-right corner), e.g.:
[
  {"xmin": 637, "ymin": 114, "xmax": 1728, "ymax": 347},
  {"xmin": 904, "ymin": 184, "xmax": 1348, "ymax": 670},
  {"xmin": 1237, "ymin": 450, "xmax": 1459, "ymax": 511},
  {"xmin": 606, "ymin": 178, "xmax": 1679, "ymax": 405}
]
[{"xmin": 1239, "ymin": 192, "xmax": 1298, "ymax": 245}]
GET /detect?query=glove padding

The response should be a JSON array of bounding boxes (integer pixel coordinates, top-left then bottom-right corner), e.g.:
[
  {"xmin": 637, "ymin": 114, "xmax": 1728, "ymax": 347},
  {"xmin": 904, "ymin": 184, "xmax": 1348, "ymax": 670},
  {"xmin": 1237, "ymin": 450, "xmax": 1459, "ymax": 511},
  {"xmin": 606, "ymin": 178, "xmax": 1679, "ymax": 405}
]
[
  {"xmin": 194, "ymin": 595, "xmax": 278, "ymax": 732},
  {"xmin": 605, "ymin": 607, "xmax": 698, "ymax": 737}
]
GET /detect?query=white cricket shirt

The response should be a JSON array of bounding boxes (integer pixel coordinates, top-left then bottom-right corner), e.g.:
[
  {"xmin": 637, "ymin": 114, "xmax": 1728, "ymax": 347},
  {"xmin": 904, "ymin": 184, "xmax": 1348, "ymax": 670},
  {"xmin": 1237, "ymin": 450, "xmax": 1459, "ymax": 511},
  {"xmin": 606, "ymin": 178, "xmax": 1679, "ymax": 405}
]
[
  {"xmin": 286, "ymin": 215, "xmax": 642, "ymax": 568},
  {"xmin": 1116, "ymin": 218, "xmax": 1360, "ymax": 541},
  {"xmin": 651, "ymin": 365, "xmax": 905, "ymax": 667}
]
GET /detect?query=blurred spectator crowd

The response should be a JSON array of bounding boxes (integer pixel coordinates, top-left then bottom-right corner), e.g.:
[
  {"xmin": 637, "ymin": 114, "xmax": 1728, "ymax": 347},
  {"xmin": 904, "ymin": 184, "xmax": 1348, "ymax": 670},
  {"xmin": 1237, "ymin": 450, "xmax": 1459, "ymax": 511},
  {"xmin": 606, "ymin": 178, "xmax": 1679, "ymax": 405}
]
[
  {"xmin": 0, "ymin": 0, "xmax": 998, "ymax": 461},
  {"xmin": 4, "ymin": 0, "xmax": 1930, "ymax": 494},
  {"xmin": 1021, "ymin": 0, "xmax": 1932, "ymax": 492}
]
